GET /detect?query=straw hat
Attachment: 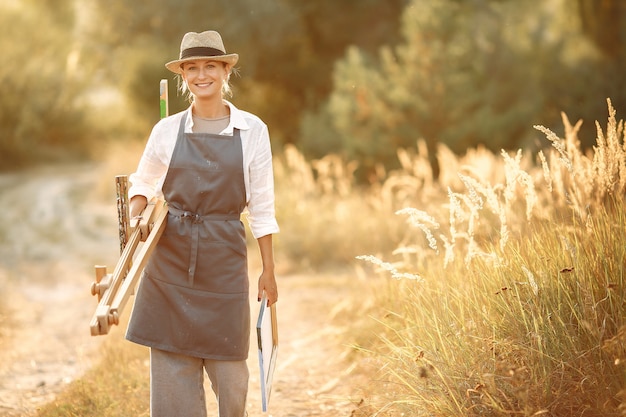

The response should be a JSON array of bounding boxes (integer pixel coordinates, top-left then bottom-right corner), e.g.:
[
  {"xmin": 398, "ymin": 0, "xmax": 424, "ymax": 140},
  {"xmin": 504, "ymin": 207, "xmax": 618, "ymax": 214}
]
[{"xmin": 165, "ymin": 30, "xmax": 239, "ymax": 74}]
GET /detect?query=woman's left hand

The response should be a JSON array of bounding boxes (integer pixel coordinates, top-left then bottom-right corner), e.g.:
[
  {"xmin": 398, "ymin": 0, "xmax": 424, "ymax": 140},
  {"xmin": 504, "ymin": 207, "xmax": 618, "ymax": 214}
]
[{"xmin": 258, "ymin": 269, "xmax": 278, "ymax": 307}]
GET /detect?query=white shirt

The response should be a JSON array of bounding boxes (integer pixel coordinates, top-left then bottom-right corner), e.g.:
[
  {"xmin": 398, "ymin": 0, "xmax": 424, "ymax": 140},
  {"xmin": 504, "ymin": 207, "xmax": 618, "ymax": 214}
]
[{"xmin": 129, "ymin": 100, "xmax": 279, "ymax": 239}]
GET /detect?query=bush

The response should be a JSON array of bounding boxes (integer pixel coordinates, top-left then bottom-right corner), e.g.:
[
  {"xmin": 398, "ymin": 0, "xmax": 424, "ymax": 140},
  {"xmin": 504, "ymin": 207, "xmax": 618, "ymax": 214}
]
[{"xmin": 0, "ymin": 2, "xmax": 93, "ymax": 170}]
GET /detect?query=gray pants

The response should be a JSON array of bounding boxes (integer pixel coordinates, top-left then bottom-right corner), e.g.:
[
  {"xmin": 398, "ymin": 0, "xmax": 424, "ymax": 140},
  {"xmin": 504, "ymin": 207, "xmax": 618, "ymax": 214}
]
[{"xmin": 150, "ymin": 348, "xmax": 249, "ymax": 417}]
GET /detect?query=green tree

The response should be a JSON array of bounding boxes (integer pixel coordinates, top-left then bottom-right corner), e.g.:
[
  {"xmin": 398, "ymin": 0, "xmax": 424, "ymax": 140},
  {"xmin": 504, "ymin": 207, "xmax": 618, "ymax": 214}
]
[
  {"xmin": 303, "ymin": 0, "xmax": 617, "ymax": 179},
  {"xmin": 84, "ymin": 0, "xmax": 407, "ymax": 146},
  {"xmin": 578, "ymin": 0, "xmax": 623, "ymax": 59},
  {"xmin": 0, "ymin": 1, "xmax": 91, "ymax": 169}
]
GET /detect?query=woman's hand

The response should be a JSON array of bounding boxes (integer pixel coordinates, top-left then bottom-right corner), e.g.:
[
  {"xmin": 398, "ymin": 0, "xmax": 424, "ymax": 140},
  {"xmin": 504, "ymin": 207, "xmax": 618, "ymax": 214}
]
[
  {"xmin": 258, "ymin": 268, "xmax": 278, "ymax": 307},
  {"xmin": 129, "ymin": 195, "xmax": 148, "ymax": 218}
]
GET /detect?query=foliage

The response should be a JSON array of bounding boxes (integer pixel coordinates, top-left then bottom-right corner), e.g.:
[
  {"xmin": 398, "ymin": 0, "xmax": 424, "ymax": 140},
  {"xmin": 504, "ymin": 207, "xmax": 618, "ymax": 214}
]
[
  {"xmin": 352, "ymin": 100, "xmax": 626, "ymax": 415},
  {"xmin": 272, "ymin": 145, "xmax": 406, "ymax": 270},
  {"xmin": 82, "ymin": 0, "xmax": 407, "ymax": 146},
  {"xmin": 0, "ymin": 1, "xmax": 92, "ymax": 169},
  {"xmin": 301, "ymin": 0, "xmax": 626, "ymax": 180},
  {"xmin": 0, "ymin": 0, "xmax": 407, "ymax": 170},
  {"xmin": 2, "ymin": 0, "xmax": 626, "ymax": 174}
]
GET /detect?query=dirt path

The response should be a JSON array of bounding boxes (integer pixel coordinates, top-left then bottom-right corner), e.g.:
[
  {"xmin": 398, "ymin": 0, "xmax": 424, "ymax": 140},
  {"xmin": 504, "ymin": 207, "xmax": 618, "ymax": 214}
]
[
  {"xmin": 0, "ymin": 164, "xmax": 365, "ymax": 417},
  {"xmin": 245, "ymin": 272, "xmax": 363, "ymax": 417}
]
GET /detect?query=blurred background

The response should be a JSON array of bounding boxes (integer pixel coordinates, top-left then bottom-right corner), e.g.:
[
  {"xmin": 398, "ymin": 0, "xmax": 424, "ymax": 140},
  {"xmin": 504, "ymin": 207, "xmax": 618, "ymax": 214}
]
[
  {"xmin": 1, "ymin": 2, "xmax": 626, "ymax": 414},
  {"xmin": 1, "ymin": 0, "xmax": 624, "ymax": 179}
]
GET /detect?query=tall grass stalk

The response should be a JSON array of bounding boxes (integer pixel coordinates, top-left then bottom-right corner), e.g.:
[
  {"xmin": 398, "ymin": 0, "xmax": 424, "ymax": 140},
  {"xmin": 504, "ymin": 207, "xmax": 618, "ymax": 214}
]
[
  {"xmin": 273, "ymin": 144, "xmax": 409, "ymax": 269},
  {"xmin": 355, "ymin": 99, "xmax": 626, "ymax": 416}
]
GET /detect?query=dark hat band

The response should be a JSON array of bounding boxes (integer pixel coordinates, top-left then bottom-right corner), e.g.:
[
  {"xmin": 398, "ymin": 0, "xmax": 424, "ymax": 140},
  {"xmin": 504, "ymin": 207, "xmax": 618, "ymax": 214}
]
[{"xmin": 180, "ymin": 47, "xmax": 225, "ymax": 59}]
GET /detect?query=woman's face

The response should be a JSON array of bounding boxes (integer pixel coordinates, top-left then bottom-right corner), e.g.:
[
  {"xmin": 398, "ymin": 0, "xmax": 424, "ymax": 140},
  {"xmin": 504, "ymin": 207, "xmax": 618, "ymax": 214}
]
[{"xmin": 181, "ymin": 59, "xmax": 229, "ymax": 100}]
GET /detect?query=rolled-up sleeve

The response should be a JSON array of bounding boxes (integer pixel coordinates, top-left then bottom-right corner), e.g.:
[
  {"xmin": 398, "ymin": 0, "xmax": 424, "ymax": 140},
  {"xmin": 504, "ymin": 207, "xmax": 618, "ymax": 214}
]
[{"xmin": 244, "ymin": 122, "xmax": 280, "ymax": 239}]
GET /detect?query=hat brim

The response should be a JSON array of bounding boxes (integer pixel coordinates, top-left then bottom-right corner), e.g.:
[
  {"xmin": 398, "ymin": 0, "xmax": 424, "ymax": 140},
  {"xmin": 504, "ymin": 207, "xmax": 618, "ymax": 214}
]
[{"xmin": 165, "ymin": 54, "xmax": 239, "ymax": 74}]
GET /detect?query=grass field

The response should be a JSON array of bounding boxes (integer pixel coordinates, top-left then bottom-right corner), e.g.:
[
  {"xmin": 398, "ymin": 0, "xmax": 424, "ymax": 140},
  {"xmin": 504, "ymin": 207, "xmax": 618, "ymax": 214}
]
[
  {"xmin": 348, "ymin": 99, "xmax": 626, "ymax": 416},
  {"xmin": 35, "ymin": 99, "xmax": 626, "ymax": 416}
]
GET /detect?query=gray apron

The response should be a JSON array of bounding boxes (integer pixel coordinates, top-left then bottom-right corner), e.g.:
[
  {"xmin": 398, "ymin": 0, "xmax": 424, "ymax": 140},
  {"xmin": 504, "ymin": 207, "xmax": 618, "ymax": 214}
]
[{"xmin": 126, "ymin": 110, "xmax": 250, "ymax": 361}]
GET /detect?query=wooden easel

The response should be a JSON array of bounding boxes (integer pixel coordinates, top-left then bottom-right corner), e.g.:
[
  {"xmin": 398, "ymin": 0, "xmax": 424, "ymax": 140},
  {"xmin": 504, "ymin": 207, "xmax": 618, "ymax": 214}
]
[{"xmin": 89, "ymin": 80, "xmax": 169, "ymax": 336}]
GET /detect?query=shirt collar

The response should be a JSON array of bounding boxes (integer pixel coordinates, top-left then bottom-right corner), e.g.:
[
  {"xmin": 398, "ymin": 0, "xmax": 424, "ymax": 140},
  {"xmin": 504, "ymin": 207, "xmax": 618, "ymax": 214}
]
[
  {"xmin": 223, "ymin": 100, "xmax": 250, "ymax": 133},
  {"xmin": 185, "ymin": 100, "xmax": 250, "ymax": 135}
]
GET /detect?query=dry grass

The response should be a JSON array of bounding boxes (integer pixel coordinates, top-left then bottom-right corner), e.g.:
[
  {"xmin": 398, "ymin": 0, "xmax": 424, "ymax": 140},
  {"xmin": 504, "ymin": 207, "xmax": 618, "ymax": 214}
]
[
  {"xmin": 351, "ymin": 99, "xmax": 626, "ymax": 416},
  {"xmin": 265, "ymin": 143, "xmax": 412, "ymax": 270},
  {"xmin": 36, "ymin": 330, "xmax": 150, "ymax": 417}
]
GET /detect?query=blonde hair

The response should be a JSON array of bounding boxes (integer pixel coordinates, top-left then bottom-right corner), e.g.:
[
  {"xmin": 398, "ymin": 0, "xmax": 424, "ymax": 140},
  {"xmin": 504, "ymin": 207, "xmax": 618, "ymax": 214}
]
[{"xmin": 177, "ymin": 62, "xmax": 237, "ymax": 102}]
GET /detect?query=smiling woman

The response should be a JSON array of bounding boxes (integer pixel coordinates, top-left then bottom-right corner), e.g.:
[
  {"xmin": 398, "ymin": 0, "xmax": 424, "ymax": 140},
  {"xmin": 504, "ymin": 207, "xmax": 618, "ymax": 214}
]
[
  {"xmin": 124, "ymin": 30, "xmax": 280, "ymax": 417},
  {"xmin": 165, "ymin": 31, "xmax": 239, "ymax": 105},
  {"xmin": 181, "ymin": 59, "xmax": 231, "ymax": 109}
]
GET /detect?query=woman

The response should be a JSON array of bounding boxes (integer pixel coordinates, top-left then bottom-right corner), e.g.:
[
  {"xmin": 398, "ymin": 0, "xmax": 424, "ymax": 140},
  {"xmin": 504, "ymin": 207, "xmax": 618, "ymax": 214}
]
[{"xmin": 125, "ymin": 30, "xmax": 279, "ymax": 417}]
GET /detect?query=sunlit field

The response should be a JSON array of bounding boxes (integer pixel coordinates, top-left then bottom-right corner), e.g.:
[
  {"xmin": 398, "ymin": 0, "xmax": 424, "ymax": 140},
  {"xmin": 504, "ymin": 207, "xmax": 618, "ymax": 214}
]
[
  {"xmin": 36, "ymin": 99, "xmax": 625, "ymax": 416},
  {"xmin": 346, "ymin": 99, "xmax": 626, "ymax": 416}
]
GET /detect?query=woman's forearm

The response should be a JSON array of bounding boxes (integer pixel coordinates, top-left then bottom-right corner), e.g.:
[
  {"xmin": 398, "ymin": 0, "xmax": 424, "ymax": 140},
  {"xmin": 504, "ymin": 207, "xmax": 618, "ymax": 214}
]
[
  {"xmin": 257, "ymin": 234, "xmax": 275, "ymax": 273},
  {"xmin": 256, "ymin": 234, "xmax": 277, "ymax": 305}
]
